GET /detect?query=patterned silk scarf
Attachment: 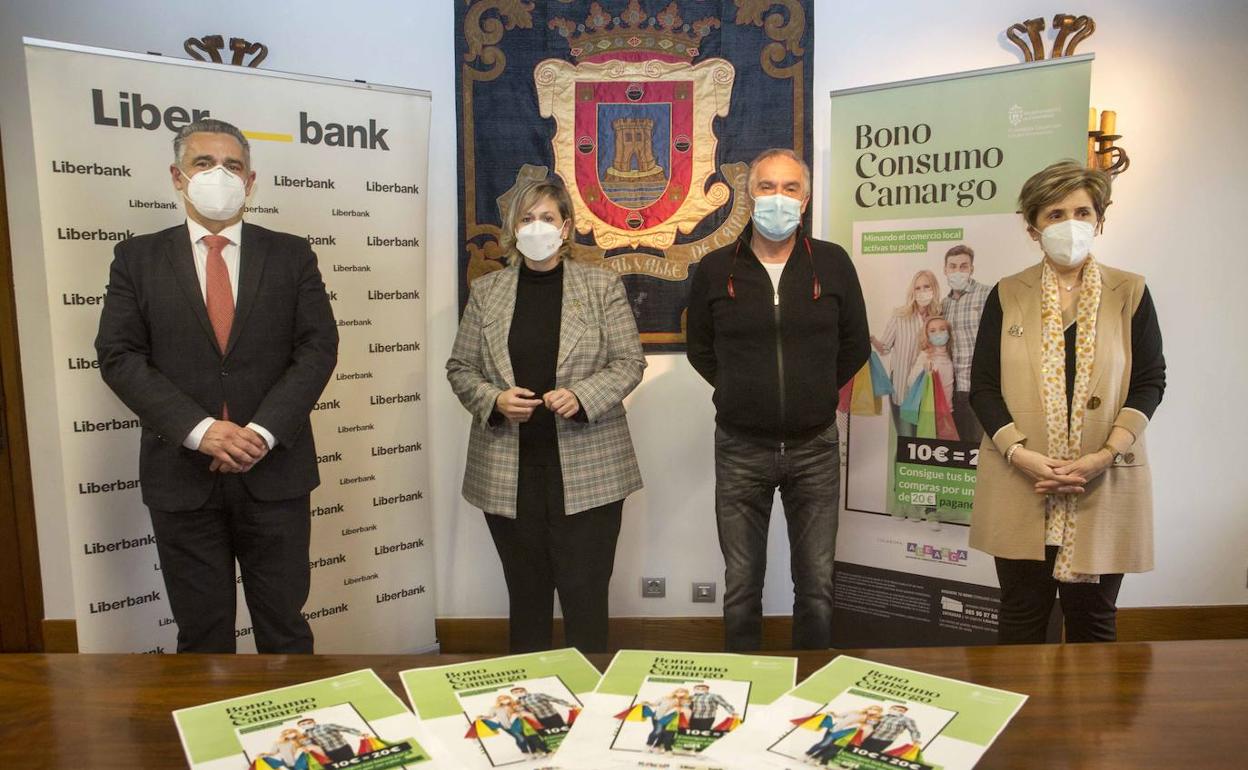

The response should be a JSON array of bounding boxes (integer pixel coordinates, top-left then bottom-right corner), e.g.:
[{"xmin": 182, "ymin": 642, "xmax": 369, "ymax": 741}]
[{"xmin": 1039, "ymin": 256, "xmax": 1102, "ymax": 583}]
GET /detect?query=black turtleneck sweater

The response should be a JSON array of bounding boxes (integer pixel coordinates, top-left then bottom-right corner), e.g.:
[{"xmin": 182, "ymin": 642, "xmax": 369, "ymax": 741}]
[{"xmin": 509, "ymin": 261, "xmax": 563, "ymax": 467}]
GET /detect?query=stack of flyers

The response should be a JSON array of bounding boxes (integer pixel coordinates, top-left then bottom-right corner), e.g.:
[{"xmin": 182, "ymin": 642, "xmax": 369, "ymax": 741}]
[
  {"xmin": 555, "ymin": 650, "xmax": 798, "ymax": 769},
  {"xmin": 172, "ymin": 669, "xmax": 447, "ymax": 770},
  {"xmin": 400, "ymin": 648, "xmax": 602, "ymax": 769},
  {"xmin": 701, "ymin": 656, "xmax": 1027, "ymax": 770}
]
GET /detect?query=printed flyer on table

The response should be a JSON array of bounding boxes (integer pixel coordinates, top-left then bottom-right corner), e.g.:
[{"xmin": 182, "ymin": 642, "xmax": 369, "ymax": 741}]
[
  {"xmin": 173, "ymin": 669, "xmax": 446, "ymax": 770},
  {"xmin": 702, "ymin": 656, "xmax": 1025, "ymax": 770},
  {"xmin": 400, "ymin": 648, "xmax": 601, "ymax": 770},
  {"xmin": 555, "ymin": 650, "xmax": 798, "ymax": 769}
]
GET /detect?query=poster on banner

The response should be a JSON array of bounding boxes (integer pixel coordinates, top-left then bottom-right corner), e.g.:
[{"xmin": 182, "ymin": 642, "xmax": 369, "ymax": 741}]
[
  {"xmin": 400, "ymin": 648, "xmax": 601, "ymax": 769},
  {"xmin": 702, "ymin": 656, "xmax": 1026, "ymax": 770},
  {"xmin": 555, "ymin": 650, "xmax": 796, "ymax": 769},
  {"xmin": 22, "ymin": 39, "xmax": 434, "ymax": 653},
  {"xmin": 173, "ymin": 669, "xmax": 448, "ymax": 770},
  {"xmin": 827, "ymin": 57, "xmax": 1093, "ymax": 647}
]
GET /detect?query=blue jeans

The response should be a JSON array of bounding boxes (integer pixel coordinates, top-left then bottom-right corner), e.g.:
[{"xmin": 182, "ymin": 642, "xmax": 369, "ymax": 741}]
[{"xmin": 714, "ymin": 422, "xmax": 840, "ymax": 650}]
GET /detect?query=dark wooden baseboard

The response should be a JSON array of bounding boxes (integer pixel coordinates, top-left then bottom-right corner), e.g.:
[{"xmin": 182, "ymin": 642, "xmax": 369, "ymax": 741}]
[
  {"xmin": 33, "ymin": 605, "xmax": 1248, "ymax": 655},
  {"xmin": 437, "ymin": 604, "xmax": 1248, "ymax": 654},
  {"xmin": 41, "ymin": 619, "xmax": 77, "ymax": 653},
  {"xmin": 1116, "ymin": 604, "xmax": 1248, "ymax": 642}
]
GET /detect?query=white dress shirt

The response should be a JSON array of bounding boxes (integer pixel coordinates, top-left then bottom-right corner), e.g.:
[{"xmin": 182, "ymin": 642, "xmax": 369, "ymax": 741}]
[{"xmin": 181, "ymin": 220, "xmax": 277, "ymax": 452}]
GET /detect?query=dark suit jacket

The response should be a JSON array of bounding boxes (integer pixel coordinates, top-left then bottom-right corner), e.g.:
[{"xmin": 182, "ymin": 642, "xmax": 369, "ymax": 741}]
[{"xmin": 95, "ymin": 222, "xmax": 338, "ymax": 510}]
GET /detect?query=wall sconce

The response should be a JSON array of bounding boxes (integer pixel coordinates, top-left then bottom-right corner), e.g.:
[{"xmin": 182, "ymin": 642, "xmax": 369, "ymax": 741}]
[
  {"xmin": 1088, "ymin": 108, "xmax": 1130, "ymax": 177},
  {"xmin": 1006, "ymin": 14, "xmax": 1094, "ymax": 61},
  {"xmin": 1005, "ymin": 14, "xmax": 1130, "ymax": 179},
  {"xmin": 183, "ymin": 36, "xmax": 268, "ymax": 68}
]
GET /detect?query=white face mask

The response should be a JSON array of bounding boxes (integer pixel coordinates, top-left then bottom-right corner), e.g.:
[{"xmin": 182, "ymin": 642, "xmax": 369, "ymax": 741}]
[
  {"xmin": 515, "ymin": 220, "xmax": 564, "ymax": 262},
  {"xmin": 181, "ymin": 166, "xmax": 247, "ymax": 221},
  {"xmin": 914, "ymin": 288, "xmax": 935, "ymax": 306},
  {"xmin": 946, "ymin": 271, "xmax": 972, "ymax": 291},
  {"xmin": 1040, "ymin": 219, "xmax": 1095, "ymax": 267}
]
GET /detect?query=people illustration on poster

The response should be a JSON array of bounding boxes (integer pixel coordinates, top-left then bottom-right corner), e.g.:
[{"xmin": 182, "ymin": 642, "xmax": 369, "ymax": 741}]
[
  {"xmin": 256, "ymin": 727, "xmax": 330, "ymax": 770},
  {"xmin": 688, "ymin": 683, "xmax": 740, "ymax": 732},
  {"xmin": 510, "ymin": 686, "xmax": 576, "ymax": 730},
  {"xmin": 774, "ymin": 690, "xmax": 952, "ymax": 768},
  {"xmin": 905, "ymin": 315, "xmax": 956, "ymax": 435},
  {"xmin": 612, "ymin": 676, "xmax": 753, "ymax": 758},
  {"xmin": 940, "ymin": 244, "xmax": 991, "ymax": 445},
  {"xmin": 642, "ymin": 687, "xmax": 690, "ymax": 753},
  {"xmin": 844, "ymin": 228, "xmax": 1011, "ymax": 525},
  {"xmin": 237, "ymin": 705, "xmax": 391, "ymax": 770},
  {"xmin": 474, "ymin": 693, "xmax": 551, "ymax": 756},
  {"xmin": 871, "ymin": 269, "xmax": 942, "ymax": 438},
  {"xmin": 799, "ymin": 704, "xmax": 882, "ymax": 765},
  {"xmin": 458, "ymin": 676, "xmax": 583, "ymax": 764}
]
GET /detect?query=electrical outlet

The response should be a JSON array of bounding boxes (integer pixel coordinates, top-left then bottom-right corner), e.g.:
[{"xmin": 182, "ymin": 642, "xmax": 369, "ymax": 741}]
[
  {"xmin": 642, "ymin": 577, "xmax": 666, "ymax": 598},
  {"xmin": 692, "ymin": 582, "xmax": 717, "ymax": 603}
]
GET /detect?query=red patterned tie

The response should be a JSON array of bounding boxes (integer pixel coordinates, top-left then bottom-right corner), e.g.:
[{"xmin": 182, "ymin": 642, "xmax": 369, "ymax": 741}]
[{"xmin": 202, "ymin": 234, "xmax": 234, "ymax": 419}]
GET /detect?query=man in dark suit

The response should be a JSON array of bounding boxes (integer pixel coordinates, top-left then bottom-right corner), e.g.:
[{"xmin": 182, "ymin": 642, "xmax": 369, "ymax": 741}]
[{"xmin": 95, "ymin": 118, "xmax": 337, "ymax": 653}]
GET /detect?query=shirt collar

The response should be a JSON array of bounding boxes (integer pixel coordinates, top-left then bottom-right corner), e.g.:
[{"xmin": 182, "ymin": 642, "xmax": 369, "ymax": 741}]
[{"xmin": 187, "ymin": 218, "xmax": 243, "ymax": 247}]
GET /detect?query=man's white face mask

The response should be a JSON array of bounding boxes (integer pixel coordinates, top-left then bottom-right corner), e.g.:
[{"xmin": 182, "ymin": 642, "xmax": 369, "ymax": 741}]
[{"xmin": 181, "ymin": 166, "xmax": 247, "ymax": 221}]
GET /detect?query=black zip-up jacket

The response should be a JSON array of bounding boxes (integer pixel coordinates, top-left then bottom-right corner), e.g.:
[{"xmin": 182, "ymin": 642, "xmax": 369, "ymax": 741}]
[{"xmin": 686, "ymin": 225, "xmax": 870, "ymax": 445}]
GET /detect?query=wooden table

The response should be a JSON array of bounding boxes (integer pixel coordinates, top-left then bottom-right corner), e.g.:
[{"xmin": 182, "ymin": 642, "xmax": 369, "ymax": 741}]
[{"xmin": 0, "ymin": 639, "xmax": 1243, "ymax": 768}]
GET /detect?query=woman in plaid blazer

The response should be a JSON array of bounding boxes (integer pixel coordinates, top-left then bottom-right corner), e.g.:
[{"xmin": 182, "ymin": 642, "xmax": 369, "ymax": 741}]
[{"xmin": 447, "ymin": 178, "xmax": 645, "ymax": 653}]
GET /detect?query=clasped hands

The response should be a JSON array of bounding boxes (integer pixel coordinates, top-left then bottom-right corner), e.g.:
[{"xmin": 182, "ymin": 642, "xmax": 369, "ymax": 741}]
[
  {"xmin": 199, "ymin": 420, "xmax": 270, "ymax": 473},
  {"xmin": 496, "ymin": 386, "xmax": 580, "ymax": 423},
  {"xmin": 1010, "ymin": 446, "xmax": 1114, "ymax": 495}
]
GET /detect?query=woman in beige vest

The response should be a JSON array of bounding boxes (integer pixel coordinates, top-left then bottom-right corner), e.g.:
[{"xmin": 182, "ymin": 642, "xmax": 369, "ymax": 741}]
[{"xmin": 968, "ymin": 161, "xmax": 1165, "ymax": 643}]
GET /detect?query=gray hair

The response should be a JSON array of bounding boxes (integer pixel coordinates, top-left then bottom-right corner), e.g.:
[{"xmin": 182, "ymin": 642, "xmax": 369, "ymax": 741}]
[
  {"xmin": 747, "ymin": 148, "xmax": 811, "ymax": 197},
  {"xmin": 173, "ymin": 118, "xmax": 251, "ymax": 167}
]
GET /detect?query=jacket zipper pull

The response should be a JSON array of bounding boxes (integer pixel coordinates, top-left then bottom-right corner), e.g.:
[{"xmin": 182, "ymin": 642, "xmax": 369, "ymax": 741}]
[
  {"xmin": 779, "ymin": 441, "xmax": 786, "ymax": 456},
  {"xmin": 774, "ymin": 290, "xmax": 780, "ymax": 306}
]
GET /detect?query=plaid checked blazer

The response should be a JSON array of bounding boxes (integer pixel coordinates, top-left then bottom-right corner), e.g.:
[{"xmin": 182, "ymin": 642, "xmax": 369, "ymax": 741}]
[{"xmin": 447, "ymin": 259, "xmax": 645, "ymax": 516}]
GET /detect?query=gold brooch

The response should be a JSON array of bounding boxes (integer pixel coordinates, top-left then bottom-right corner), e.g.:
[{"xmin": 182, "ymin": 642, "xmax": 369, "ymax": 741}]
[{"xmin": 1008, "ymin": 324, "xmax": 1023, "ymax": 337}]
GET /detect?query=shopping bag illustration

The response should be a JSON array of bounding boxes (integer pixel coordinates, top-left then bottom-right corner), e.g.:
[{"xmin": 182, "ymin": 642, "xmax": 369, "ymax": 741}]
[
  {"xmin": 900, "ymin": 370, "xmax": 928, "ymax": 426},
  {"xmin": 932, "ymin": 370, "xmax": 960, "ymax": 440}
]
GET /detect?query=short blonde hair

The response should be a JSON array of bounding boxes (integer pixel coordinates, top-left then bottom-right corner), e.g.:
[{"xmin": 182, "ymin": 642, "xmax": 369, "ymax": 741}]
[
  {"xmin": 1017, "ymin": 160, "xmax": 1112, "ymax": 228},
  {"xmin": 500, "ymin": 178, "xmax": 576, "ymax": 264}
]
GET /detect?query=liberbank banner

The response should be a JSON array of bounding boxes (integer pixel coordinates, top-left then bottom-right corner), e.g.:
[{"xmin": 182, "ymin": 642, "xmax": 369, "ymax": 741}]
[
  {"xmin": 23, "ymin": 39, "xmax": 434, "ymax": 653},
  {"xmin": 828, "ymin": 56, "xmax": 1092, "ymax": 646}
]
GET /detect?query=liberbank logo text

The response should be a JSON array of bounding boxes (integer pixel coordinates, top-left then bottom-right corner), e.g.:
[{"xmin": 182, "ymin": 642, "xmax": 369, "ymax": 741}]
[{"xmin": 88, "ymin": 89, "xmax": 393, "ymax": 151}]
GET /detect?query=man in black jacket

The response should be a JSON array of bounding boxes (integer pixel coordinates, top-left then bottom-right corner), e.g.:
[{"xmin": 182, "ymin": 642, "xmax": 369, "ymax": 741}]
[
  {"xmin": 95, "ymin": 119, "xmax": 338, "ymax": 653},
  {"xmin": 686, "ymin": 148, "xmax": 869, "ymax": 650}
]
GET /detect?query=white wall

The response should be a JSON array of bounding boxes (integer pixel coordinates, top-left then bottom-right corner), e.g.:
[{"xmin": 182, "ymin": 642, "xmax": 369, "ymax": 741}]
[{"xmin": 2, "ymin": 0, "xmax": 1244, "ymax": 628}]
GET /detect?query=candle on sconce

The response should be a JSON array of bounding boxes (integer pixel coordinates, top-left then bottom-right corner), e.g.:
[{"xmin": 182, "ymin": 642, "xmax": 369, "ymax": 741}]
[
  {"xmin": 1089, "ymin": 107, "xmax": 1097, "ymax": 132},
  {"xmin": 1100, "ymin": 110, "xmax": 1117, "ymax": 136}
]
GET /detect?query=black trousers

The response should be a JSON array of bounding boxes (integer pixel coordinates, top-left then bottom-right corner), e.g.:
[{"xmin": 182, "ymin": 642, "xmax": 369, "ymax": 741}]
[
  {"xmin": 859, "ymin": 737, "xmax": 894, "ymax": 754},
  {"xmin": 148, "ymin": 474, "xmax": 313, "ymax": 653},
  {"xmin": 324, "ymin": 745, "xmax": 355, "ymax": 762},
  {"xmin": 485, "ymin": 464, "xmax": 622, "ymax": 654},
  {"xmin": 689, "ymin": 716, "xmax": 715, "ymax": 731},
  {"xmin": 538, "ymin": 714, "xmax": 565, "ymax": 729},
  {"xmin": 995, "ymin": 545, "xmax": 1124, "ymax": 643}
]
